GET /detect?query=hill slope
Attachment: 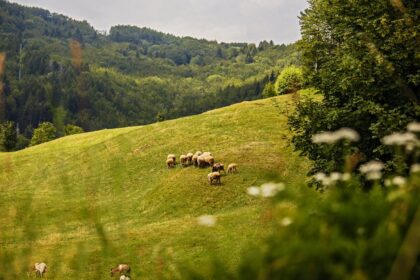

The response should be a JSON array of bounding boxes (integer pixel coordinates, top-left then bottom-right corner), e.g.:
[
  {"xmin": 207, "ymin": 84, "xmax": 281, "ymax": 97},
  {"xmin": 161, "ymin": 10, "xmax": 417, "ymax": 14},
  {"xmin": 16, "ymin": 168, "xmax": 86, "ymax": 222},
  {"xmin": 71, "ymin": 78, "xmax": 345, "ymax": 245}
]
[
  {"xmin": 0, "ymin": 95, "xmax": 310, "ymax": 279},
  {"xmin": 0, "ymin": 0, "xmax": 300, "ymax": 137}
]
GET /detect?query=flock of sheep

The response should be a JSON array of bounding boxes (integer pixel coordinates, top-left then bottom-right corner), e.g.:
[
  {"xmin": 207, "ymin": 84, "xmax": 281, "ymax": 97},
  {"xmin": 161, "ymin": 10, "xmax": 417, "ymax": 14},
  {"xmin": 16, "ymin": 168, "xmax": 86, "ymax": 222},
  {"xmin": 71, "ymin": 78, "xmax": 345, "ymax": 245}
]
[
  {"xmin": 166, "ymin": 151, "xmax": 238, "ymax": 185},
  {"xmin": 29, "ymin": 262, "xmax": 131, "ymax": 279},
  {"xmin": 28, "ymin": 155, "xmax": 238, "ymax": 278}
]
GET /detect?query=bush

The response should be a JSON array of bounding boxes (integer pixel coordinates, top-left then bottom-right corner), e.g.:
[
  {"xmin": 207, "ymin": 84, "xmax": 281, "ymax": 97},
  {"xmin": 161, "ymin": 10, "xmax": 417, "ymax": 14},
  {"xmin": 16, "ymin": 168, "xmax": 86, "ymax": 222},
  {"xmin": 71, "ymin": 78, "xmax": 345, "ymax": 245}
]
[
  {"xmin": 64, "ymin": 124, "xmax": 84, "ymax": 136},
  {"xmin": 30, "ymin": 122, "xmax": 56, "ymax": 146},
  {"xmin": 274, "ymin": 66, "xmax": 303, "ymax": 95}
]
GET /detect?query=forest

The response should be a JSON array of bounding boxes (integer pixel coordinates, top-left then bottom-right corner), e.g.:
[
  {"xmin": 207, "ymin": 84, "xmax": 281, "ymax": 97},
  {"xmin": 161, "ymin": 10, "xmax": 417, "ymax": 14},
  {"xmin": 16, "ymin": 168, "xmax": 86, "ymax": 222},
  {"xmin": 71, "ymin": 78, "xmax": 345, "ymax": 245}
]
[{"xmin": 0, "ymin": 0, "xmax": 299, "ymax": 151}]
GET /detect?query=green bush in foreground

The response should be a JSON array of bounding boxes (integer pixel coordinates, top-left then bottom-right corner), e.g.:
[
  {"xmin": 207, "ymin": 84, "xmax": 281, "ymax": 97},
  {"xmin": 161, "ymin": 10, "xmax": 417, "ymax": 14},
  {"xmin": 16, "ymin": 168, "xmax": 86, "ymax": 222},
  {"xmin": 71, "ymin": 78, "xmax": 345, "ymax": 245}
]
[{"xmin": 274, "ymin": 66, "xmax": 303, "ymax": 95}]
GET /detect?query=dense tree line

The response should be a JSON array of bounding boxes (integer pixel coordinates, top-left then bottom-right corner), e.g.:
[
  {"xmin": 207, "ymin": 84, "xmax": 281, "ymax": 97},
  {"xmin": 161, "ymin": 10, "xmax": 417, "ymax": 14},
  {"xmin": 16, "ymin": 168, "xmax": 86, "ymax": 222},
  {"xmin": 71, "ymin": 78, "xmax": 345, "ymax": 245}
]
[
  {"xmin": 289, "ymin": 0, "xmax": 419, "ymax": 176},
  {"xmin": 0, "ymin": 0, "xmax": 299, "ymax": 150}
]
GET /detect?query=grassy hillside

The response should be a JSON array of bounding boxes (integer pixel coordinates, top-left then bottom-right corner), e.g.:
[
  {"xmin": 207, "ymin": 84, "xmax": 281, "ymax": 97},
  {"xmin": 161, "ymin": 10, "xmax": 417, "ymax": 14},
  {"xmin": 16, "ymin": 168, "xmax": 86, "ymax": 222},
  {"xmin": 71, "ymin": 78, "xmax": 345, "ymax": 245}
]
[{"xmin": 0, "ymin": 94, "xmax": 310, "ymax": 279}]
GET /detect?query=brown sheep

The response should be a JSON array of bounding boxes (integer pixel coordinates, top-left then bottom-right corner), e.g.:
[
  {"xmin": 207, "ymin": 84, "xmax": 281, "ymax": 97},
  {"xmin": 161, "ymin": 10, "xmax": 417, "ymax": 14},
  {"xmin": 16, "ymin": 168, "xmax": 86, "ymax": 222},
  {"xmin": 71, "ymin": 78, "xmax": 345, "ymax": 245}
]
[
  {"xmin": 208, "ymin": 172, "xmax": 221, "ymax": 185},
  {"xmin": 110, "ymin": 264, "xmax": 131, "ymax": 277},
  {"xmin": 227, "ymin": 163, "xmax": 237, "ymax": 174},
  {"xmin": 166, "ymin": 158, "xmax": 175, "ymax": 168},
  {"xmin": 212, "ymin": 163, "xmax": 225, "ymax": 174}
]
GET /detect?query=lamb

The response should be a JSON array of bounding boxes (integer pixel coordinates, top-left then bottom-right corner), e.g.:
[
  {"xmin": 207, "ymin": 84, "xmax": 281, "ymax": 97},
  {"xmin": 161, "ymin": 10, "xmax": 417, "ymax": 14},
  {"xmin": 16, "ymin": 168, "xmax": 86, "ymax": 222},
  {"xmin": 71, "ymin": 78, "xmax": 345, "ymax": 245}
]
[
  {"xmin": 208, "ymin": 172, "xmax": 221, "ymax": 185},
  {"xmin": 110, "ymin": 264, "xmax": 131, "ymax": 277},
  {"xmin": 212, "ymin": 163, "xmax": 225, "ymax": 174},
  {"xmin": 167, "ymin": 154, "xmax": 176, "ymax": 165},
  {"xmin": 166, "ymin": 158, "xmax": 175, "ymax": 168},
  {"xmin": 180, "ymin": 155, "xmax": 188, "ymax": 167},
  {"xmin": 227, "ymin": 163, "xmax": 237, "ymax": 174},
  {"xmin": 32, "ymin": 262, "xmax": 47, "ymax": 278}
]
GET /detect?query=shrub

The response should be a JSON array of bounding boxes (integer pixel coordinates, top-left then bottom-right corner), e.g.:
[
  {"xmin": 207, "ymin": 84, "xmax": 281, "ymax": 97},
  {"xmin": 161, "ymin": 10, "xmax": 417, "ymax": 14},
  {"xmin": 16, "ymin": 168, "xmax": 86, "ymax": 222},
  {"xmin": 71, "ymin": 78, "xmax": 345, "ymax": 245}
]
[
  {"xmin": 30, "ymin": 122, "xmax": 56, "ymax": 146},
  {"xmin": 274, "ymin": 66, "xmax": 303, "ymax": 95},
  {"xmin": 64, "ymin": 124, "xmax": 84, "ymax": 136}
]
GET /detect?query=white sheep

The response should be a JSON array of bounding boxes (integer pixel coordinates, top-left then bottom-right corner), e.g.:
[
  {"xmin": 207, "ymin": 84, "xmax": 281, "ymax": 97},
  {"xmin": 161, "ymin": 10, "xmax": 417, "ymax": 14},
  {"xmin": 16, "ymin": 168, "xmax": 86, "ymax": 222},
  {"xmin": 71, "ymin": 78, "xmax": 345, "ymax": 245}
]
[
  {"xmin": 110, "ymin": 264, "xmax": 131, "ymax": 277},
  {"xmin": 208, "ymin": 172, "xmax": 221, "ymax": 185},
  {"xmin": 33, "ymin": 262, "xmax": 47, "ymax": 278},
  {"xmin": 166, "ymin": 158, "xmax": 175, "ymax": 168},
  {"xmin": 227, "ymin": 163, "xmax": 238, "ymax": 174},
  {"xmin": 180, "ymin": 155, "xmax": 188, "ymax": 167}
]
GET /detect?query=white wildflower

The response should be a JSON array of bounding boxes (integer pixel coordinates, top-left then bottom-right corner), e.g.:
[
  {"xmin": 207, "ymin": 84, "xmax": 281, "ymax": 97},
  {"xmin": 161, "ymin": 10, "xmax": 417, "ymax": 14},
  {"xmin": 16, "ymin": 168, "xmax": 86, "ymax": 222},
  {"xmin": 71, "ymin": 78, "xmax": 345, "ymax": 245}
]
[
  {"xmin": 366, "ymin": 171, "xmax": 382, "ymax": 181},
  {"xmin": 330, "ymin": 172, "xmax": 342, "ymax": 181},
  {"xmin": 260, "ymin": 182, "xmax": 285, "ymax": 198},
  {"xmin": 341, "ymin": 173, "xmax": 352, "ymax": 181},
  {"xmin": 407, "ymin": 122, "xmax": 420, "ymax": 133},
  {"xmin": 392, "ymin": 176, "xmax": 406, "ymax": 186},
  {"xmin": 281, "ymin": 217, "xmax": 293, "ymax": 227},
  {"xmin": 314, "ymin": 172, "xmax": 327, "ymax": 182},
  {"xmin": 384, "ymin": 179, "xmax": 392, "ymax": 187},
  {"xmin": 312, "ymin": 132, "xmax": 339, "ymax": 144},
  {"xmin": 197, "ymin": 215, "xmax": 217, "ymax": 227},
  {"xmin": 312, "ymin": 128, "xmax": 360, "ymax": 144},
  {"xmin": 411, "ymin": 164, "xmax": 420, "ymax": 174},
  {"xmin": 359, "ymin": 161, "xmax": 384, "ymax": 174},
  {"xmin": 247, "ymin": 186, "xmax": 261, "ymax": 197},
  {"xmin": 335, "ymin": 128, "xmax": 360, "ymax": 142},
  {"xmin": 321, "ymin": 177, "xmax": 333, "ymax": 186},
  {"xmin": 382, "ymin": 132, "xmax": 417, "ymax": 146}
]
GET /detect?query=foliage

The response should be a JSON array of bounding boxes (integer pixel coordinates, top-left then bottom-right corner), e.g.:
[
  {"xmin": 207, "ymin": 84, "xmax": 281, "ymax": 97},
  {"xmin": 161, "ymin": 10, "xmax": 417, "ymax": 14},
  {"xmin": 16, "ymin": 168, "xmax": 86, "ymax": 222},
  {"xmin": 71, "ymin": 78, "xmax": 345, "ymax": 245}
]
[
  {"xmin": 290, "ymin": 0, "xmax": 420, "ymax": 175},
  {"xmin": 30, "ymin": 121, "xmax": 56, "ymax": 146},
  {"xmin": 0, "ymin": 121, "xmax": 16, "ymax": 151},
  {"xmin": 64, "ymin": 124, "xmax": 84, "ymax": 135},
  {"xmin": 274, "ymin": 66, "xmax": 303, "ymax": 95},
  {"xmin": 0, "ymin": 0, "xmax": 300, "ymax": 152}
]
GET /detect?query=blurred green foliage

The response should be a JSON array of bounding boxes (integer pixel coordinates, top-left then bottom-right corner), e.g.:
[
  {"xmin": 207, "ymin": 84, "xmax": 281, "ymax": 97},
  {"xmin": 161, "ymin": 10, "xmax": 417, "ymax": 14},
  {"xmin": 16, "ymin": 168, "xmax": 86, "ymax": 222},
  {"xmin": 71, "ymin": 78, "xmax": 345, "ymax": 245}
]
[{"xmin": 289, "ymin": 0, "xmax": 419, "ymax": 175}]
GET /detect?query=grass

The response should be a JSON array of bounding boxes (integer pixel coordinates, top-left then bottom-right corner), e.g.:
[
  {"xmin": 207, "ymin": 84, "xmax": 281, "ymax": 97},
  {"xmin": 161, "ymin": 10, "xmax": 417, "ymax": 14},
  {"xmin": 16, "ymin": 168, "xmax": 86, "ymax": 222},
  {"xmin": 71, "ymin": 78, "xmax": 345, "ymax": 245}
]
[{"xmin": 0, "ymin": 94, "xmax": 311, "ymax": 279}]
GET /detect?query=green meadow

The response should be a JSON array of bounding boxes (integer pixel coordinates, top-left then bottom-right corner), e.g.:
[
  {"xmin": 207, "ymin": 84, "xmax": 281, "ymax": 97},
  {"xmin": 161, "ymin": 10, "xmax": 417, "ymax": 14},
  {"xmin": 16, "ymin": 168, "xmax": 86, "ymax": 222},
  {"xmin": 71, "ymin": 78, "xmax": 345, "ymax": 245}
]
[{"xmin": 0, "ymin": 94, "xmax": 310, "ymax": 279}]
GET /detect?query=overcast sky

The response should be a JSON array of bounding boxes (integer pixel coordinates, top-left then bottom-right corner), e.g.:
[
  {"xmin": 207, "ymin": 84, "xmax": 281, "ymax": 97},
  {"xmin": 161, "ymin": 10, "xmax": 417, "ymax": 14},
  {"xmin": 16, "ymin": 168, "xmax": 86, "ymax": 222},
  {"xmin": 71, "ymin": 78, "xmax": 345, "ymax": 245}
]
[{"xmin": 9, "ymin": 0, "xmax": 308, "ymax": 44}]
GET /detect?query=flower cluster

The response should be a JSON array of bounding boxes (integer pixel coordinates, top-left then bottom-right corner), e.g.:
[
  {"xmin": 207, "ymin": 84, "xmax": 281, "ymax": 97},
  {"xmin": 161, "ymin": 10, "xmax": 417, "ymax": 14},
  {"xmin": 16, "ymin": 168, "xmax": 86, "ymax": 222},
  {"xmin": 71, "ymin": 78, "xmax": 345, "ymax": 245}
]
[
  {"xmin": 247, "ymin": 182, "xmax": 285, "ymax": 198},
  {"xmin": 312, "ymin": 128, "xmax": 360, "ymax": 144},
  {"xmin": 382, "ymin": 132, "xmax": 417, "ymax": 146},
  {"xmin": 359, "ymin": 160, "xmax": 384, "ymax": 181},
  {"xmin": 313, "ymin": 172, "xmax": 351, "ymax": 186},
  {"xmin": 407, "ymin": 122, "xmax": 420, "ymax": 133},
  {"xmin": 197, "ymin": 215, "xmax": 217, "ymax": 227},
  {"xmin": 385, "ymin": 176, "xmax": 407, "ymax": 187},
  {"xmin": 411, "ymin": 164, "xmax": 420, "ymax": 174}
]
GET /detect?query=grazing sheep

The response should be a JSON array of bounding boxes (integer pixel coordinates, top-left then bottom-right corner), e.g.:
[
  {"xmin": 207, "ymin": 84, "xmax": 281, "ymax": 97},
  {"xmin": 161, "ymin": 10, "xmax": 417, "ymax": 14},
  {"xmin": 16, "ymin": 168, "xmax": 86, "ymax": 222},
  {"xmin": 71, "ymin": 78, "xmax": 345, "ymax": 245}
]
[
  {"xmin": 227, "ymin": 163, "xmax": 237, "ymax": 174},
  {"xmin": 201, "ymin": 152, "xmax": 212, "ymax": 157},
  {"xmin": 180, "ymin": 155, "xmax": 188, "ymax": 167},
  {"xmin": 186, "ymin": 153, "xmax": 194, "ymax": 165},
  {"xmin": 167, "ymin": 154, "xmax": 176, "ymax": 165},
  {"xmin": 166, "ymin": 158, "xmax": 175, "ymax": 168},
  {"xmin": 110, "ymin": 264, "xmax": 131, "ymax": 277},
  {"xmin": 192, "ymin": 154, "xmax": 199, "ymax": 167},
  {"xmin": 208, "ymin": 172, "xmax": 221, "ymax": 185},
  {"xmin": 194, "ymin": 151, "xmax": 202, "ymax": 156},
  {"xmin": 33, "ymin": 262, "xmax": 47, "ymax": 278},
  {"xmin": 198, "ymin": 155, "xmax": 214, "ymax": 168},
  {"xmin": 212, "ymin": 163, "xmax": 225, "ymax": 174}
]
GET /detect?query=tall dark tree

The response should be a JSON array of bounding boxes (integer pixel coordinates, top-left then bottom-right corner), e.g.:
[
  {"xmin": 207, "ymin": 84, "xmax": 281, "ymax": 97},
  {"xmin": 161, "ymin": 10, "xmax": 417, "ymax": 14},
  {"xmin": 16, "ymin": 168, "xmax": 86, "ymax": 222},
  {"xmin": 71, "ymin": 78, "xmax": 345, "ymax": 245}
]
[
  {"xmin": 290, "ymin": 0, "xmax": 420, "ymax": 174},
  {"xmin": 0, "ymin": 121, "xmax": 17, "ymax": 151}
]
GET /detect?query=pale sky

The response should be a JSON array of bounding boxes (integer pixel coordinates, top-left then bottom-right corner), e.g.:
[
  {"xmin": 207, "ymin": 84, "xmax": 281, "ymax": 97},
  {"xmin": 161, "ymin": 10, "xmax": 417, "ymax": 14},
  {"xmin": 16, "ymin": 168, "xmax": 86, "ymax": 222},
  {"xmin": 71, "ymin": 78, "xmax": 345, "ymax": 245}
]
[{"xmin": 9, "ymin": 0, "xmax": 308, "ymax": 44}]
